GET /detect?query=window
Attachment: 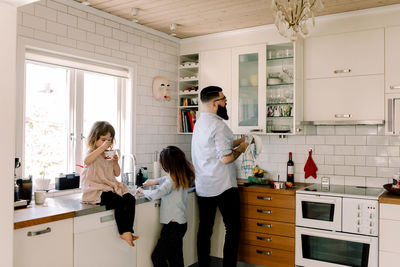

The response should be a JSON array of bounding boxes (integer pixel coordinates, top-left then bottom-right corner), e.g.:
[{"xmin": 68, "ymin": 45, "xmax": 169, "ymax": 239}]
[{"xmin": 23, "ymin": 54, "xmax": 131, "ymax": 187}]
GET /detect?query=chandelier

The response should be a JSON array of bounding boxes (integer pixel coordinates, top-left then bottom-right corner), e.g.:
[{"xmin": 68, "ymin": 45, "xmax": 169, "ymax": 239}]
[{"xmin": 271, "ymin": 0, "xmax": 324, "ymax": 41}]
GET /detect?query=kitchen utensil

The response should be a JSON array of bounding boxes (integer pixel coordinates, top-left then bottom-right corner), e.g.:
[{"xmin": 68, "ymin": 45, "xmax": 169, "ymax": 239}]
[
  {"xmin": 34, "ymin": 191, "xmax": 46, "ymax": 205},
  {"xmin": 304, "ymin": 149, "xmax": 318, "ymax": 179},
  {"xmin": 104, "ymin": 149, "xmax": 116, "ymax": 160}
]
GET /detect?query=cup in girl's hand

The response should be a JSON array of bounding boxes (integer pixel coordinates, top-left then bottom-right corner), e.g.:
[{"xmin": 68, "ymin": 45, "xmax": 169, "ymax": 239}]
[{"xmin": 104, "ymin": 149, "xmax": 116, "ymax": 160}]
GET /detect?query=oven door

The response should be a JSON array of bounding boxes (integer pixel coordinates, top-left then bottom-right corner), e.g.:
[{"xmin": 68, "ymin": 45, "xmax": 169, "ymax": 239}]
[
  {"xmin": 296, "ymin": 193, "xmax": 342, "ymax": 231},
  {"xmin": 296, "ymin": 227, "xmax": 378, "ymax": 267}
]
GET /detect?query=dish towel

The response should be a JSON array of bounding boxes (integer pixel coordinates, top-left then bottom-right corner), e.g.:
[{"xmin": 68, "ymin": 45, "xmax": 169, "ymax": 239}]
[
  {"xmin": 241, "ymin": 135, "xmax": 262, "ymax": 178},
  {"xmin": 304, "ymin": 149, "xmax": 318, "ymax": 179}
]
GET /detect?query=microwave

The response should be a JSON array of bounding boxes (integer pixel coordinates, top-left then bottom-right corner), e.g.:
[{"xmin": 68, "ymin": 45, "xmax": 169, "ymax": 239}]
[{"xmin": 296, "ymin": 193, "xmax": 342, "ymax": 231}]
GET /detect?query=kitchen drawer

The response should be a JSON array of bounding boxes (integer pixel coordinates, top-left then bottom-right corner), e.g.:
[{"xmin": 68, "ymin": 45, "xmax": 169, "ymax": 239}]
[
  {"xmin": 238, "ymin": 244, "xmax": 294, "ymax": 267},
  {"xmin": 240, "ymin": 190, "xmax": 295, "ymax": 209},
  {"xmin": 241, "ymin": 218, "xmax": 295, "ymax": 237},
  {"xmin": 379, "ymin": 251, "xmax": 400, "ymax": 267},
  {"xmin": 380, "ymin": 203, "xmax": 400, "ymax": 221},
  {"xmin": 240, "ymin": 204, "xmax": 295, "ymax": 223},
  {"xmin": 240, "ymin": 230, "xmax": 294, "ymax": 251}
]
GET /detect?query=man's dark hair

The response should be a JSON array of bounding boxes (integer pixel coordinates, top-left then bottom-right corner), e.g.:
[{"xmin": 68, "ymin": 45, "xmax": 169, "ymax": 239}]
[{"xmin": 200, "ymin": 86, "xmax": 222, "ymax": 103}]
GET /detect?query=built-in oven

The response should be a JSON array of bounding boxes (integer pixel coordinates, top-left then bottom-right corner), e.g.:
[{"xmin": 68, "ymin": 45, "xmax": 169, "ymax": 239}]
[
  {"xmin": 296, "ymin": 193, "xmax": 342, "ymax": 231},
  {"xmin": 296, "ymin": 227, "xmax": 378, "ymax": 267}
]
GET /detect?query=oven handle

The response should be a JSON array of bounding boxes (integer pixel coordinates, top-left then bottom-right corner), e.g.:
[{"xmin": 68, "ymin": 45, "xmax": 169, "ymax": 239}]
[
  {"xmin": 297, "ymin": 195, "xmax": 341, "ymax": 204},
  {"xmin": 297, "ymin": 227, "xmax": 377, "ymax": 243}
]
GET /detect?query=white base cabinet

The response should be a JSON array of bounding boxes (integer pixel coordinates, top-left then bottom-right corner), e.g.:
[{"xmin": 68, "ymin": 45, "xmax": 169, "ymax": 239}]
[
  {"xmin": 74, "ymin": 210, "xmax": 136, "ymax": 267},
  {"xmin": 379, "ymin": 203, "xmax": 400, "ymax": 267},
  {"xmin": 14, "ymin": 218, "xmax": 73, "ymax": 267}
]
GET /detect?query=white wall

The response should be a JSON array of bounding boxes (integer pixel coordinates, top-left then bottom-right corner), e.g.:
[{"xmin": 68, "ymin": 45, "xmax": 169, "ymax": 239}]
[
  {"xmin": 0, "ymin": 2, "xmax": 17, "ymax": 266},
  {"xmin": 16, "ymin": 0, "xmax": 189, "ymax": 177}
]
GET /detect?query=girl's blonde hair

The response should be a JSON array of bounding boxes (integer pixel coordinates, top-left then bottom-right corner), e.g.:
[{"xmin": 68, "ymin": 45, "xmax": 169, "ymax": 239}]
[
  {"xmin": 87, "ymin": 121, "xmax": 115, "ymax": 151},
  {"xmin": 159, "ymin": 146, "xmax": 195, "ymax": 189}
]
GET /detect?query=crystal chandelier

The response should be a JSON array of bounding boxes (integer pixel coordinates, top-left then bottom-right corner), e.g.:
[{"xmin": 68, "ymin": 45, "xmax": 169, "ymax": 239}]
[{"xmin": 271, "ymin": 0, "xmax": 324, "ymax": 41}]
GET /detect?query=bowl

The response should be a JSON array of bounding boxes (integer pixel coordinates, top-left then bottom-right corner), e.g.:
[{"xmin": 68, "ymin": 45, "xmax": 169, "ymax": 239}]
[
  {"xmin": 383, "ymin": 183, "xmax": 400, "ymax": 195},
  {"xmin": 267, "ymin": 77, "xmax": 282, "ymax": 85}
]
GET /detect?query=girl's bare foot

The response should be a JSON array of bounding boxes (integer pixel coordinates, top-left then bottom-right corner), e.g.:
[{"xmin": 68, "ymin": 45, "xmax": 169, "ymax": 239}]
[{"xmin": 120, "ymin": 232, "xmax": 138, "ymax": 246}]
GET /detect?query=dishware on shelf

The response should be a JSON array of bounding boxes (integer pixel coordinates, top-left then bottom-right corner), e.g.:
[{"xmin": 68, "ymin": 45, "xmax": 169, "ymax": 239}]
[{"xmin": 267, "ymin": 77, "xmax": 282, "ymax": 85}]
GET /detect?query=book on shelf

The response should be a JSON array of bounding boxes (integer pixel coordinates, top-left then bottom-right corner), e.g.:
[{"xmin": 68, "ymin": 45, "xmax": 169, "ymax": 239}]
[{"xmin": 180, "ymin": 109, "xmax": 197, "ymax": 133}]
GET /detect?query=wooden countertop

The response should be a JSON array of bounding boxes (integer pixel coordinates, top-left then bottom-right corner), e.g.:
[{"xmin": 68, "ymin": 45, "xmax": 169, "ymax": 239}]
[
  {"xmin": 379, "ymin": 191, "xmax": 400, "ymax": 205},
  {"xmin": 237, "ymin": 178, "xmax": 310, "ymax": 195}
]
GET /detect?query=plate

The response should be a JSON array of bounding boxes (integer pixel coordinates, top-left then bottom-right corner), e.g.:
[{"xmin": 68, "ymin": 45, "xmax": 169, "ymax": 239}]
[{"xmin": 383, "ymin": 183, "xmax": 400, "ymax": 195}]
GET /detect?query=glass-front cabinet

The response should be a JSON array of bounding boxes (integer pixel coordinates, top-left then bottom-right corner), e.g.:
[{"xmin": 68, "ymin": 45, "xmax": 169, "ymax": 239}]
[
  {"xmin": 231, "ymin": 45, "xmax": 266, "ymax": 134},
  {"xmin": 232, "ymin": 42, "xmax": 302, "ymax": 135}
]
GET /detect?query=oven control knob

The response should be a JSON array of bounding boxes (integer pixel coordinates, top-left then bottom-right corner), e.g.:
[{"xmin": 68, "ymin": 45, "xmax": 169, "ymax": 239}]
[
  {"xmin": 369, "ymin": 213, "xmax": 373, "ymax": 219},
  {"xmin": 370, "ymin": 229, "xmax": 373, "ymax": 234},
  {"xmin": 358, "ymin": 204, "xmax": 361, "ymax": 210},
  {"xmin": 357, "ymin": 220, "xmax": 361, "ymax": 225},
  {"xmin": 357, "ymin": 227, "xmax": 361, "ymax": 233},
  {"xmin": 370, "ymin": 222, "xmax": 373, "ymax": 227},
  {"xmin": 357, "ymin": 212, "xmax": 361, "ymax": 217}
]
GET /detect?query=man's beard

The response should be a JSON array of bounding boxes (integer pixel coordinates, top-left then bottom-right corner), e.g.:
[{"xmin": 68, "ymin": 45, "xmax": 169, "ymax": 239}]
[{"xmin": 217, "ymin": 104, "xmax": 229, "ymax": 120}]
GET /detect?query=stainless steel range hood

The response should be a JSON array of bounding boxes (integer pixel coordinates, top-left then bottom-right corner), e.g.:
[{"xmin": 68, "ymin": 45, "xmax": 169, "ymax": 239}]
[{"xmin": 302, "ymin": 120, "xmax": 385, "ymax": 126}]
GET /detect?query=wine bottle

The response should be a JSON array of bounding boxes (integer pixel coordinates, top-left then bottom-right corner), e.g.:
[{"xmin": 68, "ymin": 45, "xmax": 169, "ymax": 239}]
[{"xmin": 287, "ymin": 152, "xmax": 294, "ymax": 183}]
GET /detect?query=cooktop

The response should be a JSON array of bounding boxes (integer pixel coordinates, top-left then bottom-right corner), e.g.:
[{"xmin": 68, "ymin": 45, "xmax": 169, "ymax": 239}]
[{"xmin": 296, "ymin": 184, "xmax": 384, "ymax": 200}]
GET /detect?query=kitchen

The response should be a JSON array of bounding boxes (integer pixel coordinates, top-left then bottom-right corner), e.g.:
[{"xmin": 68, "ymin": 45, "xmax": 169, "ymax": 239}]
[{"xmin": 3, "ymin": 0, "xmax": 400, "ymax": 267}]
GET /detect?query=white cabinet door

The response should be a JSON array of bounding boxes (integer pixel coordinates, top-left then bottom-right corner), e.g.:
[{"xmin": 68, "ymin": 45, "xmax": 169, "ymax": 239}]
[
  {"xmin": 231, "ymin": 44, "xmax": 266, "ymax": 134},
  {"xmin": 199, "ymin": 48, "xmax": 232, "ymax": 128},
  {"xmin": 385, "ymin": 26, "xmax": 400, "ymax": 94},
  {"xmin": 305, "ymin": 28, "xmax": 384, "ymax": 79},
  {"xmin": 380, "ymin": 251, "xmax": 400, "ymax": 267},
  {"xmin": 135, "ymin": 200, "xmax": 162, "ymax": 267},
  {"xmin": 14, "ymin": 219, "xmax": 73, "ymax": 267},
  {"xmin": 74, "ymin": 210, "xmax": 136, "ymax": 267},
  {"xmin": 304, "ymin": 75, "xmax": 384, "ymax": 122}
]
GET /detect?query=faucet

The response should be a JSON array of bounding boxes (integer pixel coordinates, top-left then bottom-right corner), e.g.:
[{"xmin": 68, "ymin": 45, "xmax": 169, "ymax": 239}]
[{"xmin": 121, "ymin": 154, "xmax": 136, "ymax": 186}]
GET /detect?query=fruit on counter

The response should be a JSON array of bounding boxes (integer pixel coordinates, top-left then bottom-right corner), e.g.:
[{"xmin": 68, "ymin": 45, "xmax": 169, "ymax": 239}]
[
  {"xmin": 252, "ymin": 165, "xmax": 265, "ymax": 178},
  {"xmin": 285, "ymin": 182, "xmax": 293, "ymax": 188},
  {"xmin": 248, "ymin": 176, "xmax": 270, "ymax": 184}
]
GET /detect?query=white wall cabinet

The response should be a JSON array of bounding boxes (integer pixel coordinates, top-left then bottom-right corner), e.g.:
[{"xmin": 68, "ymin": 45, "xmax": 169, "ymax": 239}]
[
  {"xmin": 304, "ymin": 28, "xmax": 384, "ymax": 124},
  {"xmin": 379, "ymin": 203, "xmax": 400, "ymax": 267},
  {"xmin": 14, "ymin": 218, "xmax": 73, "ymax": 267},
  {"xmin": 199, "ymin": 48, "xmax": 232, "ymax": 128},
  {"xmin": 385, "ymin": 26, "xmax": 400, "ymax": 94},
  {"xmin": 231, "ymin": 44, "xmax": 266, "ymax": 134},
  {"xmin": 74, "ymin": 210, "xmax": 137, "ymax": 267}
]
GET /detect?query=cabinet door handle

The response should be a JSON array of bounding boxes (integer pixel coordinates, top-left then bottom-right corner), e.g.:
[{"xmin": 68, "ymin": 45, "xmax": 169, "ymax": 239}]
[
  {"xmin": 257, "ymin": 196, "xmax": 272, "ymax": 201},
  {"xmin": 334, "ymin": 69, "xmax": 351, "ymax": 74},
  {"xmin": 154, "ymin": 203, "xmax": 160, "ymax": 207},
  {"xmin": 100, "ymin": 214, "xmax": 114, "ymax": 223},
  {"xmin": 388, "ymin": 98, "xmax": 394, "ymax": 134},
  {"xmin": 250, "ymin": 129, "xmax": 263, "ymax": 132},
  {"xmin": 256, "ymin": 236, "xmax": 272, "ymax": 242},
  {"xmin": 390, "ymin": 85, "xmax": 400, "ymax": 90},
  {"xmin": 256, "ymin": 250, "xmax": 272, "ymax": 256},
  {"xmin": 257, "ymin": 209, "xmax": 272, "ymax": 214},
  {"xmin": 27, "ymin": 227, "xmax": 51, "ymax": 237},
  {"xmin": 334, "ymin": 114, "xmax": 351, "ymax": 118},
  {"xmin": 256, "ymin": 223, "xmax": 272, "ymax": 228}
]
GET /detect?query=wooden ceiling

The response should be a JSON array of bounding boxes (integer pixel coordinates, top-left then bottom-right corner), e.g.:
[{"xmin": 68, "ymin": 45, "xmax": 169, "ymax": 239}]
[{"xmin": 75, "ymin": 0, "xmax": 400, "ymax": 38}]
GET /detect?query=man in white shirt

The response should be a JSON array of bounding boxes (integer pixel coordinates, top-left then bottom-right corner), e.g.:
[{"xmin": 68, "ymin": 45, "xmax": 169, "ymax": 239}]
[{"xmin": 191, "ymin": 86, "xmax": 248, "ymax": 267}]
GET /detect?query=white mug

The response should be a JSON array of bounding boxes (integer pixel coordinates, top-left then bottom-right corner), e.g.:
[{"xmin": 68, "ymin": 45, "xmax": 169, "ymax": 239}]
[
  {"xmin": 34, "ymin": 191, "xmax": 46, "ymax": 205},
  {"xmin": 104, "ymin": 150, "xmax": 116, "ymax": 160}
]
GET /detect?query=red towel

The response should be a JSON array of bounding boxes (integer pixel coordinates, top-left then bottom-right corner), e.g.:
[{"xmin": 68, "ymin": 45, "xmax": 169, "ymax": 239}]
[{"xmin": 304, "ymin": 150, "xmax": 318, "ymax": 179}]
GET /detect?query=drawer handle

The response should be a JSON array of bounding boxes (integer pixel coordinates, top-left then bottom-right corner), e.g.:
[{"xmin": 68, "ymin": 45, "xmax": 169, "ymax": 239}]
[
  {"xmin": 27, "ymin": 227, "xmax": 51, "ymax": 237},
  {"xmin": 100, "ymin": 214, "xmax": 114, "ymax": 223},
  {"xmin": 390, "ymin": 85, "xmax": 400, "ymax": 90},
  {"xmin": 257, "ymin": 209, "xmax": 272, "ymax": 214},
  {"xmin": 334, "ymin": 69, "xmax": 351, "ymax": 74},
  {"xmin": 256, "ymin": 223, "xmax": 272, "ymax": 228},
  {"xmin": 334, "ymin": 114, "xmax": 351, "ymax": 118},
  {"xmin": 256, "ymin": 236, "xmax": 272, "ymax": 242},
  {"xmin": 257, "ymin": 196, "xmax": 272, "ymax": 201},
  {"xmin": 256, "ymin": 250, "xmax": 272, "ymax": 256}
]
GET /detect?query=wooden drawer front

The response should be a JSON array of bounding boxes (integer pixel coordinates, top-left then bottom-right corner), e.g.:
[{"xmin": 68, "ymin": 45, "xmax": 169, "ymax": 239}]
[
  {"xmin": 240, "ymin": 191, "xmax": 295, "ymax": 209},
  {"xmin": 238, "ymin": 244, "xmax": 294, "ymax": 267},
  {"xmin": 240, "ymin": 231, "xmax": 294, "ymax": 251},
  {"xmin": 241, "ymin": 205, "xmax": 295, "ymax": 223},
  {"xmin": 241, "ymin": 218, "xmax": 294, "ymax": 237}
]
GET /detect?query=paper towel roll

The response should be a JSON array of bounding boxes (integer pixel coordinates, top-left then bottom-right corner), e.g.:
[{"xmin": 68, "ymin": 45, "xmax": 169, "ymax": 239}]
[{"xmin": 153, "ymin": 161, "xmax": 161, "ymax": 179}]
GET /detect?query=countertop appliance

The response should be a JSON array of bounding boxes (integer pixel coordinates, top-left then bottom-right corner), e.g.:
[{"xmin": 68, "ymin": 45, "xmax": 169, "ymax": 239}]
[{"xmin": 295, "ymin": 184, "xmax": 384, "ymax": 267}]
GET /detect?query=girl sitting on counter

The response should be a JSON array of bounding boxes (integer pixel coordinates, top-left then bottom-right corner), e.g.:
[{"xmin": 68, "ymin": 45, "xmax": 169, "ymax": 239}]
[
  {"xmin": 137, "ymin": 146, "xmax": 195, "ymax": 267},
  {"xmin": 81, "ymin": 121, "xmax": 138, "ymax": 247}
]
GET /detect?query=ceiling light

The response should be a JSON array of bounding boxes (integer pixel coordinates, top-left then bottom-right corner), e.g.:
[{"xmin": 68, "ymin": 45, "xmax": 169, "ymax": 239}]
[
  {"xmin": 130, "ymin": 8, "xmax": 139, "ymax": 23},
  {"xmin": 81, "ymin": 0, "xmax": 90, "ymax": 6},
  {"xmin": 170, "ymin": 23, "xmax": 177, "ymax": 36},
  {"xmin": 271, "ymin": 0, "xmax": 324, "ymax": 41}
]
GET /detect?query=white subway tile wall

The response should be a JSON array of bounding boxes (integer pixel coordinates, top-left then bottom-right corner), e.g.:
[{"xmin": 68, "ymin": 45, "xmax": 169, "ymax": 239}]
[
  {"xmin": 18, "ymin": 0, "xmax": 180, "ymax": 178},
  {"xmin": 237, "ymin": 125, "xmax": 400, "ymax": 187}
]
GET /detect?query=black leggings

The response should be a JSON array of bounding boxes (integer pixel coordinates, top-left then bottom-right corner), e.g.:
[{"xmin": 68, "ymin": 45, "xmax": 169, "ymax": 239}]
[
  {"xmin": 151, "ymin": 222, "xmax": 188, "ymax": 267},
  {"xmin": 100, "ymin": 191, "xmax": 136, "ymax": 235}
]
